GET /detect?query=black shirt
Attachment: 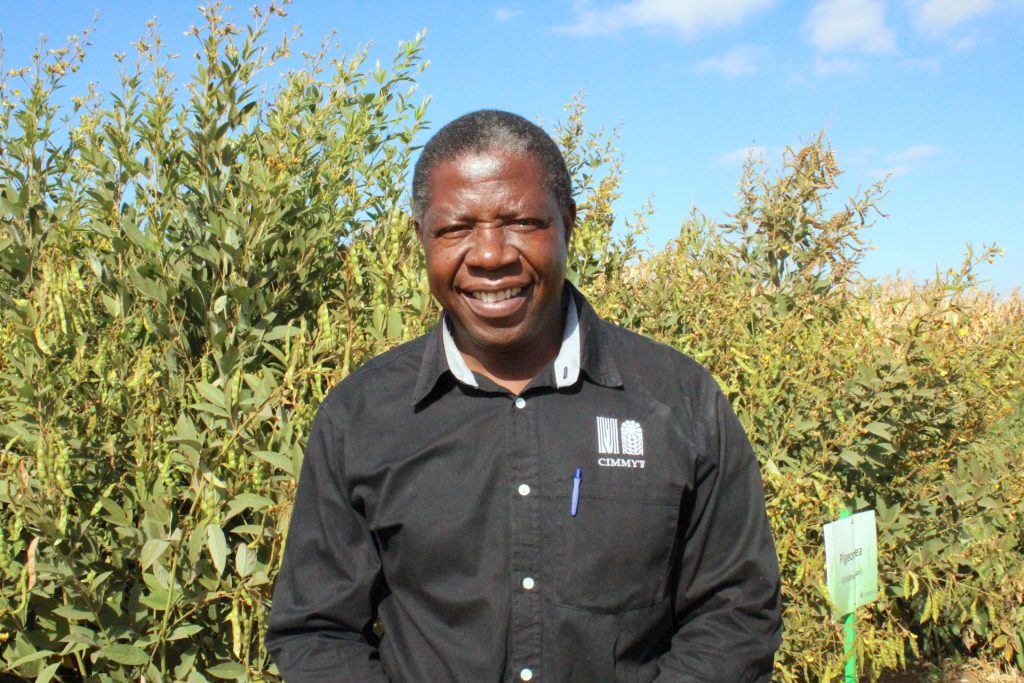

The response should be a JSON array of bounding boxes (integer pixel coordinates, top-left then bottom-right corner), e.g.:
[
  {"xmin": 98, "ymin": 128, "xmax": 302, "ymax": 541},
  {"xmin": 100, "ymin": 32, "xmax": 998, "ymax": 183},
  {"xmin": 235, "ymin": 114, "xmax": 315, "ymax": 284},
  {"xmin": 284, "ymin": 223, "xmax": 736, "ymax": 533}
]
[{"xmin": 266, "ymin": 284, "xmax": 782, "ymax": 682}]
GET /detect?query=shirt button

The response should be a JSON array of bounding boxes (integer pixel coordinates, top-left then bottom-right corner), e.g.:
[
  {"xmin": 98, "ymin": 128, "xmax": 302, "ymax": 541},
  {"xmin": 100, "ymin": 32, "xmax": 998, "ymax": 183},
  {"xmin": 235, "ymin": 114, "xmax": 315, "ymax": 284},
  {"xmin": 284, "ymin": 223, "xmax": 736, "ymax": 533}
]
[
  {"xmin": 517, "ymin": 483, "xmax": 531, "ymax": 496},
  {"xmin": 514, "ymin": 397, "xmax": 526, "ymax": 409},
  {"xmin": 520, "ymin": 668, "xmax": 534, "ymax": 681},
  {"xmin": 522, "ymin": 576, "xmax": 535, "ymax": 590}
]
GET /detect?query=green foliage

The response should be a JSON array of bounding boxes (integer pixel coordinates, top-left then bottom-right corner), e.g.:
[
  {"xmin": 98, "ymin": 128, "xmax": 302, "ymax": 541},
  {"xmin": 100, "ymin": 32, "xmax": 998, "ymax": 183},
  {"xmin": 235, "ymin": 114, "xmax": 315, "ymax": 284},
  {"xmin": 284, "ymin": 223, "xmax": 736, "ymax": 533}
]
[
  {"xmin": 594, "ymin": 142, "xmax": 1024, "ymax": 680},
  {"xmin": 0, "ymin": 4, "xmax": 432, "ymax": 680},
  {"xmin": 1, "ymin": 5, "xmax": 1022, "ymax": 681}
]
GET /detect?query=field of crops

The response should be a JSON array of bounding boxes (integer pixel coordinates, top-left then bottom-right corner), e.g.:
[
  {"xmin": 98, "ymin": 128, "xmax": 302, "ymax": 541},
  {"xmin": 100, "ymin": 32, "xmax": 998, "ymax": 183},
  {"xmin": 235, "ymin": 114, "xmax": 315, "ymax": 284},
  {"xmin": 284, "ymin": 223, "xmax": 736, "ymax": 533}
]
[{"xmin": 1, "ymin": 6, "xmax": 1022, "ymax": 681}]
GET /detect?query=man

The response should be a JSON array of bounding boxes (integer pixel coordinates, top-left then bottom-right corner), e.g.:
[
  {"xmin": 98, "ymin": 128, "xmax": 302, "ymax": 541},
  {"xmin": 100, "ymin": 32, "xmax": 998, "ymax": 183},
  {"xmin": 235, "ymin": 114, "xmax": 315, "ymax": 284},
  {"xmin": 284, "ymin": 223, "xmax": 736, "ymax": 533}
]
[{"xmin": 266, "ymin": 110, "xmax": 782, "ymax": 682}]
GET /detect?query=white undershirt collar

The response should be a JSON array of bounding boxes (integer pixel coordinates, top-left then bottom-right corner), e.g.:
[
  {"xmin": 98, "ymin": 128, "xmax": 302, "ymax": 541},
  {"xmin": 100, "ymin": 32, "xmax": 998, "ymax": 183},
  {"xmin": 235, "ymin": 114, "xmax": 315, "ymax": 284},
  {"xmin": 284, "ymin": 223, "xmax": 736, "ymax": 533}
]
[{"xmin": 441, "ymin": 295, "xmax": 581, "ymax": 390}]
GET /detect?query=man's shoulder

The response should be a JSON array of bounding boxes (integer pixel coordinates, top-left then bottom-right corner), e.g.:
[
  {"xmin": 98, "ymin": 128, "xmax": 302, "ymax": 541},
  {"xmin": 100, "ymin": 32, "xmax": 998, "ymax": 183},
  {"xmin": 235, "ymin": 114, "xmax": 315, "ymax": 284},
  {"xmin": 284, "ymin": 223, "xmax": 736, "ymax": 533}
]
[
  {"xmin": 595, "ymin": 315, "xmax": 711, "ymax": 385},
  {"xmin": 591, "ymin": 315, "xmax": 727, "ymax": 450},
  {"xmin": 351, "ymin": 333, "xmax": 431, "ymax": 379},
  {"xmin": 322, "ymin": 330, "xmax": 432, "ymax": 409}
]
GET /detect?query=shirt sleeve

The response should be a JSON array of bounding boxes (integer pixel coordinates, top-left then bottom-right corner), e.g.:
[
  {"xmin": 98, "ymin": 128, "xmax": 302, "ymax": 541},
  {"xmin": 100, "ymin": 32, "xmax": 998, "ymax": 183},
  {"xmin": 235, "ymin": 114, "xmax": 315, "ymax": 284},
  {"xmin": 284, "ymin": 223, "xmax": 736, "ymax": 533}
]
[
  {"xmin": 265, "ymin": 398, "xmax": 391, "ymax": 683},
  {"xmin": 654, "ymin": 380, "xmax": 782, "ymax": 683}
]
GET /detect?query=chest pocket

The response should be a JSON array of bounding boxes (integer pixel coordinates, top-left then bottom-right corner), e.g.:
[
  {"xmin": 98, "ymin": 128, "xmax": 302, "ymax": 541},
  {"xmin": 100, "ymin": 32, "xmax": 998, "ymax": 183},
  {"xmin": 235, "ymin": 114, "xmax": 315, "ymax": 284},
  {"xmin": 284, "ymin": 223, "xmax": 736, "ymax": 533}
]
[{"xmin": 542, "ymin": 480, "xmax": 681, "ymax": 612}]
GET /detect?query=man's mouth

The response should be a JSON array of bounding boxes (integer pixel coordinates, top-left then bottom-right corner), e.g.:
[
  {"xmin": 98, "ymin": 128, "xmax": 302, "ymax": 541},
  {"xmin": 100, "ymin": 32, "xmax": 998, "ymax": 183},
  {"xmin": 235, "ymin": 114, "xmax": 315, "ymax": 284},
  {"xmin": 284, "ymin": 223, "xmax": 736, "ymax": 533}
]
[{"xmin": 467, "ymin": 286, "xmax": 524, "ymax": 303}]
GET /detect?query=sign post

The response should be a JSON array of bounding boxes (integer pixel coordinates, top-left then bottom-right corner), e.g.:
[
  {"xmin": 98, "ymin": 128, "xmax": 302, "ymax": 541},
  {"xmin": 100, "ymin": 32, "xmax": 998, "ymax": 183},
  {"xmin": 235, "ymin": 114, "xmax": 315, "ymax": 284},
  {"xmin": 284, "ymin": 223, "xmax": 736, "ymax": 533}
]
[{"xmin": 824, "ymin": 509, "xmax": 878, "ymax": 682}]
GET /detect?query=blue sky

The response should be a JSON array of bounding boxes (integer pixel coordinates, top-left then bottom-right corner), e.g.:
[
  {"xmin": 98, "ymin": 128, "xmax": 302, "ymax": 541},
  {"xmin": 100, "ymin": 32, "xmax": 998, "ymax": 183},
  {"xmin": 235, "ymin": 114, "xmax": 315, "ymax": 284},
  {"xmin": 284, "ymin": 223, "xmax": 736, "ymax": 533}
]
[{"xmin": 2, "ymin": 1, "xmax": 1022, "ymax": 293}]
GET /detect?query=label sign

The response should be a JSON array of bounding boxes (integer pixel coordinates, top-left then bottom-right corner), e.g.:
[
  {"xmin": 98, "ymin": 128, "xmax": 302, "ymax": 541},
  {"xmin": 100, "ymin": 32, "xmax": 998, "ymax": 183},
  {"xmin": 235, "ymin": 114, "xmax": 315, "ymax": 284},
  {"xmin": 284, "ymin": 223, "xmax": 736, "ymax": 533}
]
[{"xmin": 823, "ymin": 510, "xmax": 878, "ymax": 618}]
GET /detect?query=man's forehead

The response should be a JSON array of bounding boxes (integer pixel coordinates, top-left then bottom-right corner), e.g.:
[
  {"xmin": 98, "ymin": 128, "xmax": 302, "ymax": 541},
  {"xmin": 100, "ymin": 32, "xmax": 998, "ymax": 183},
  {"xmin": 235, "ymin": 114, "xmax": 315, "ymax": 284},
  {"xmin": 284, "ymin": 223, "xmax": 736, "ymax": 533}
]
[
  {"xmin": 426, "ymin": 151, "xmax": 547, "ymax": 196},
  {"xmin": 445, "ymin": 151, "xmax": 508, "ymax": 179},
  {"xmin": 431, "ymin": 148, "xmax": 540, "ymax": 178},
  {"xmin": 424, "ymin": 152, "xmax": 552, "ymax": 210}
]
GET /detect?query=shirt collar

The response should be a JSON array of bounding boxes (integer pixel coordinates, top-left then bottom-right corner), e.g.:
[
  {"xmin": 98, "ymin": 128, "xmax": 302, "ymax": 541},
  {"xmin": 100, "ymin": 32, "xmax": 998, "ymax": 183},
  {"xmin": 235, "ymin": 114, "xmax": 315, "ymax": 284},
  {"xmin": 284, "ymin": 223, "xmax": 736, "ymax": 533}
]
[
  {"xmin": 552, "ymin": 293, "xmax": 581, "ymax": 389},
  {"xmin": 411, "ymin": 281, "xmax": 621, "ymax": 406},
  {"xmin": 440, "ymin": 315, "xmax": 477, "ymax": 386},
  {"xmin": 573, "ymin": 283, "xmax": 622, "ymax": 389}
]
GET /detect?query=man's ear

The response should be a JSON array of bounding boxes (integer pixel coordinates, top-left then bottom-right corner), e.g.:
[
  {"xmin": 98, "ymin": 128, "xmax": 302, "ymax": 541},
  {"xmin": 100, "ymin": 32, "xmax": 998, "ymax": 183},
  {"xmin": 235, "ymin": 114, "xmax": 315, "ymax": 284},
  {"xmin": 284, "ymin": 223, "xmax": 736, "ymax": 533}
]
[
  {"xmin": 563, "ymin": 200, "xmax": 577, "ymax": 245},
  {"xmin": 413, "ymin": 217, "xmax": 425, "ymax": 247}
]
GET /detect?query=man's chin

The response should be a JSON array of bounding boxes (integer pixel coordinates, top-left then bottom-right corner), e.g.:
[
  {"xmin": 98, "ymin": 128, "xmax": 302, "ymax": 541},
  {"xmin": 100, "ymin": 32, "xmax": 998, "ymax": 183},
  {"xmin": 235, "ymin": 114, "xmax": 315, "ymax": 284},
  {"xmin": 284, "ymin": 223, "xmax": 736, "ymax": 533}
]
[{"xmin": 454, "ymin": 325, "xmax": 528, "ymax": 353}]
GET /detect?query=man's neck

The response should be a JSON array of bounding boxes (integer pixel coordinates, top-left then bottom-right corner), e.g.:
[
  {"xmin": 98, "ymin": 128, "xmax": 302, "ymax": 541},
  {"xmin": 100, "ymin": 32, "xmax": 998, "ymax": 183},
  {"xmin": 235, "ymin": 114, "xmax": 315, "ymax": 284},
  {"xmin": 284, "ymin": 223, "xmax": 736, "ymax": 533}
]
[{"xmin": 453, "ymin": 311, "xmax": 565, "ymax": 396}]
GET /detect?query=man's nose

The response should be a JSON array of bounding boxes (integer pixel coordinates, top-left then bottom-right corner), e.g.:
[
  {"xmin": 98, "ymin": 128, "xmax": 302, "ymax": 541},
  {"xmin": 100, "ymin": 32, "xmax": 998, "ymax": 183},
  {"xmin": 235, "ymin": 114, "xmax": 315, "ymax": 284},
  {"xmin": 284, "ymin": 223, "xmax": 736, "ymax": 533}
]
[{"xmin": 465, "ymin": 226, "xmax": 518, "ymax": 270}]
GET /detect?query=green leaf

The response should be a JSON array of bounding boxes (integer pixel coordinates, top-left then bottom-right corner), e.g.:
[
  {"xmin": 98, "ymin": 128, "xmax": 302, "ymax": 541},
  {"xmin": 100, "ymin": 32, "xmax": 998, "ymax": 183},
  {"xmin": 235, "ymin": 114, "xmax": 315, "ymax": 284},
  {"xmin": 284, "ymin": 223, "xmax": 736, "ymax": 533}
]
[
  {"xmin": 141, "ymin": 589, "xmax": 170, "ymax": 611},
  {"xmin": 173, "ymin": 414, "xmax": 201, "ymax": 442},
  {"xmin": 96, "ymin": 497, "xmax": 132, "ymax": 527},
  {"xmin": 52, "ymin": 605, "xmax": 94, "ymax": 621},
  {"xmin": 235, "ymin": 543, "xmax": 256, "ymax": 578},
  {"xmin": 252, "ymin": 449, "xmax": 295, "ymax": 476},
  {"xmin": 8, "ymin": 650, "xmax": 55, "ymax": 669},
  {"xmin": 206, "ymin": 662, "xmax": 247, "ymax": 680},
  {"xmin": 35, "ymin": 662, "xmax": 60, "ymax": 683},
  {"xmin": 100, "ymin": 294, "xmax": 122, "ymax": 317},
  {"xmin": 168, "ymin": 624, "xmax": 203, "ymax": 641},
  {"xmin": 93, "ymin": 643, "xmax": 149, "ymax": 665},
  {"xmin": 838, "ymin": 449, "xmax": 862, "ymax": 467},
  {"xmin": 196, "ymin": 381, "xmax": 227, "ymax": 410},
  {"xmin": 127, "ymin": 266, "xmax": 168, "ymax": 306},
  {"xmin": 207, "ymin": 524, "xmax": 228, "ymax": 575},
  {"xmin": 864, "ymin": 421, "xmax": 893, "ymax": 440},
  {"xmin": 193, "ymin": 401, "xmax": 231, "ymax": 418},
  {"xmin": 387, "ymin": 307, "xmax": 404, "ymax": 339},
  {"xmin": 90, "ymin": 571, "xmax": 114, "ymax": 592},
  {"xmin": 225, "ymin": 492, "xmax": 274, "ymax": 520},
  {"xmin": 264, "ymin": 324, "xmax": 301, "ymax": 341},
  {"xmin": 141, "ymin": 538, "xmax": 170, "ymax": 570}
]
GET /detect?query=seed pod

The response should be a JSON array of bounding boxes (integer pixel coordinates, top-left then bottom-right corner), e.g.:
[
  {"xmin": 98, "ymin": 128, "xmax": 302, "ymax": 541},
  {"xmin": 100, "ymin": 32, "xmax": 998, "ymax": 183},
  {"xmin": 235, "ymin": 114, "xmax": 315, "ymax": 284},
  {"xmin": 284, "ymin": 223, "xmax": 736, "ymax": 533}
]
[
  {"xmin": 317, "ymin": 302, "xmax": 335, "ymax": 349},
  {"xmin": 128, "ymin": 316, "xmax": 143, "ymax": 338},
  {"xmin": 230, "ymin": 597, "xmax": 242, "ymax": 657},
  {"xmin": 55, "ymin": 293, "xmax": 69, "ymax": 335},
  {"xmin": 35, "ymin": 439, "xmax": 49, "ymax": 483},
  {"xmin": 0, "ymin": 526, "xmax": 8, "ymax": 572},
  {"xmin": 55, "ymin": 444, "xmax": 72, "ymax": 497},
  {"xmin": 33, "ymin": 327, "xmax": 52, "ymax": 356},
  {"xmin": 251, "ymin": 461, "xmax": 265, "ymax": 487},
  {"xmin": 57, "ymin": 500, "xmax": 68, "ymax": 535}
]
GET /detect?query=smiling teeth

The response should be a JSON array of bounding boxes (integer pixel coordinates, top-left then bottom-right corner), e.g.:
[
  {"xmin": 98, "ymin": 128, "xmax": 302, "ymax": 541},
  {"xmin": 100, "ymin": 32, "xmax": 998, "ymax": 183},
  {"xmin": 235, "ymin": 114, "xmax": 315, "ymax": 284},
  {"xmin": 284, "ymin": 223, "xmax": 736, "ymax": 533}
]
[{"xmin": 471, "ymin": 287, "xmax": 522, "ymax": 303}]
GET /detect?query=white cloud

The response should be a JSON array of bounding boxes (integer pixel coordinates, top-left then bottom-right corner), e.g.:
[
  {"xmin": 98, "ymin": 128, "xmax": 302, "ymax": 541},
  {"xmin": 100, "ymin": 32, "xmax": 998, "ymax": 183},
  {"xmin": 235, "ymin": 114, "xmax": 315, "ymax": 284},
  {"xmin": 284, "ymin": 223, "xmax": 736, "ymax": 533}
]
[
  {"xmin": 814, "ymin": 55, "xmax": 862, "ymax": 75},
  {"xmin": 870, "ymin": 144, "xmax": 941, "ymax": 178},
  {"xmin": 874, "ymin": 165, "xmax": 914, "ymax": 178},
  {"xmin": 716, "ymin": 145, "xmax": 768, "ymax": 167},
  {"xmin": 950, "ymin": 35, "xmax": 977, "ymax": 51},
  {"xmin": 901, "ymin": 56, "xmax": 942, "ymax": 71},
  {"xmin": 805, "ymin": 0, "xmax": 897, "ymax": 54},
  {"xmin": 886, "ymin": 144, "xmax": 941, "ymax": 163},
  {"xmin": 494, "ymin": 7, "xmax": 520, "ymax": 22},
  {"xmin": 694, "ymin": 46, "xmax": 763, "ymax": 78},
  {"xmin": 912, "ymin": 0, "xmax": 995, "ymax": 36},
  {"xmin": 563, "ymin": 0, "xmax": 775, "ymax": 37},
  {"xmin": 844, "ymin": 146, "xmax": 878, "ymax": 167}
]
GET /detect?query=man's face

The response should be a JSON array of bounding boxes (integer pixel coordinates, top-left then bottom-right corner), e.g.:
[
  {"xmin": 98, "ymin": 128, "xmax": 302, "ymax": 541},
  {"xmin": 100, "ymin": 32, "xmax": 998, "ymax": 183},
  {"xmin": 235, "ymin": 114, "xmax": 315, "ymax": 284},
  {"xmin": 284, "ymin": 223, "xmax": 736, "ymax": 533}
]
[{"xmin": 415, "ymin": 149, "xmax": 575, "ymax": 361}]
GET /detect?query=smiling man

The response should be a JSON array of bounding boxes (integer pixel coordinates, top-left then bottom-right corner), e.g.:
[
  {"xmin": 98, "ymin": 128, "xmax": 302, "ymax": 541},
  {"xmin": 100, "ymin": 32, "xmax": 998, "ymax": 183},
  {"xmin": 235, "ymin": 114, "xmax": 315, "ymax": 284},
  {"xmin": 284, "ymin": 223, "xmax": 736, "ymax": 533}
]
[{"xmin": 266, "ymin": 110, "xmax": 782, "ymax": 682}]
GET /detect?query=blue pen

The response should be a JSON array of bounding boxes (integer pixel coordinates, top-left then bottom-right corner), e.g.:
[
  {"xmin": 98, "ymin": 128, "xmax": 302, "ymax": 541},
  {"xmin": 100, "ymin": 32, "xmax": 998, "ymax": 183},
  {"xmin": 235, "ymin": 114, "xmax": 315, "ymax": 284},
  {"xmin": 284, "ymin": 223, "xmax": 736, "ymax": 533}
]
[{"xmin": 570, "ymin": 468, "xmax": 582, "ymax": 516}]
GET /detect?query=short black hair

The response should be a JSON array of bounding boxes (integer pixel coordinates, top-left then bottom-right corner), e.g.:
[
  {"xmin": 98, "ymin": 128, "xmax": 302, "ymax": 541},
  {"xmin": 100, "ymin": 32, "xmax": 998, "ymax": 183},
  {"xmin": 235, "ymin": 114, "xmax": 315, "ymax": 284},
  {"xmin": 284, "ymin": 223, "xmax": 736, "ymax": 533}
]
[{"xmin": 411, "ymin": 110, "xmax": 573, "ymax": 223}]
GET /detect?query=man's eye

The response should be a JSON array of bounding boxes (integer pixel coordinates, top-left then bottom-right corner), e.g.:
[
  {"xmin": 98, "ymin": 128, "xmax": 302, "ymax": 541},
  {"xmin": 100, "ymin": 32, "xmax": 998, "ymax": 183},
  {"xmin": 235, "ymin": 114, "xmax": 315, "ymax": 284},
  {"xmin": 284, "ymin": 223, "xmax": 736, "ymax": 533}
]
[
  {"xmin": 437, "ymin": 225, "xmax": 470, "ymax": 237},
  {"xmin": 509, "ymin": 219, "xmax": 545, "ymax": 230}
]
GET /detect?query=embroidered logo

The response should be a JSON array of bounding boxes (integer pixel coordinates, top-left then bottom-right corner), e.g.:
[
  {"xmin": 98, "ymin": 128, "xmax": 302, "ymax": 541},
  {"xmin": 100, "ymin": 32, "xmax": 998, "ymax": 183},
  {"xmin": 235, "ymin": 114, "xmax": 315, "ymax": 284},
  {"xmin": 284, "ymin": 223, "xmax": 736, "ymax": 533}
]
[
  {"xmin": 596, "ymin": 416, "xmax": 620, "ymax": 454},
  {"xmin": 620, "ymin": 420, "xmax": 644, "ymax": 456},
  {"xmin": 595, "ymin": 417, "xmax": 646, "ymax": 468}
]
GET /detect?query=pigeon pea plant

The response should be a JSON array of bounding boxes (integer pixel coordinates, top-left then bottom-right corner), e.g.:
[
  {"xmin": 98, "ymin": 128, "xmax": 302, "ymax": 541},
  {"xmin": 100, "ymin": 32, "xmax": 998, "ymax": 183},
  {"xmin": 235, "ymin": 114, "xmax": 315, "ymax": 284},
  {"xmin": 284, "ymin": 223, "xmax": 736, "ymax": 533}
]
[
  {"xmin": 1, "ymin": 4, "xmax": 1022, "ymax": 681},
  {"xmin": 0, "ymin": 3, "xmax": 433, "ymax": 679}
]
